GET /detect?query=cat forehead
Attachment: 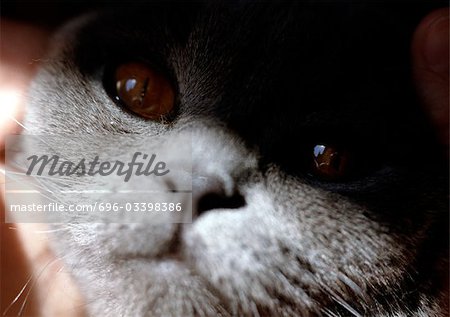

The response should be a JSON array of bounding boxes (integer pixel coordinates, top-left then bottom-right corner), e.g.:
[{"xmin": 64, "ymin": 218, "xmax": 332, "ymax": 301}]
[
  {"xmin": 40, "ymin": 2, "xmax": 431, "ymax": 158},
  {"xmin": 71, "ymin": 2, "xmax": 404, "ymax": 63},
  {"xmin": 65, "ymin": 3, "xmax": 417, "ymax": 134},
  {"xmin": 71, "ymin": 2, "xmax": 407, "ymax": 111}
]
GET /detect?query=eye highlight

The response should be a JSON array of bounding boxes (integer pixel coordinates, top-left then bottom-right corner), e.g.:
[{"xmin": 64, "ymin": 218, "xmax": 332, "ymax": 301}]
[
  {"xmin": 311, "ymin": 144, "xmax": 351, "ymax": 180},
  {"xmin": 108, "ymin": 62, "xmax": 175, "ymax": 120}
]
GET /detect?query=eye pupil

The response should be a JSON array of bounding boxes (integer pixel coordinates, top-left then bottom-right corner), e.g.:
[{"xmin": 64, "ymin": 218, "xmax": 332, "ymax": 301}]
[
  {"xmin": 109, "ymin": 62, "xmax": 175, "ymax": 120},
  {"xmin": 330, "ymin": 153, "xmax": 341, "ymax": 170}
]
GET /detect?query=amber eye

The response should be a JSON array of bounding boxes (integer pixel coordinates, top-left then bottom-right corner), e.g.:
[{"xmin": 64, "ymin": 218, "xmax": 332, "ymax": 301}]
[
  {"xmin": 112, "ymin": 62, "xmax": 175, "ymax": 120},
  {"xmin": 311, "ymin": 144, "xmax": 352, "ymax": 180}
]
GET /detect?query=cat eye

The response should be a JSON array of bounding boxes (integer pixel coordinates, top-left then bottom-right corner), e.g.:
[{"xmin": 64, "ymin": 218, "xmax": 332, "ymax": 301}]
[
  {"xmin": 108, "ymin": 62, "xmax": 175, "ymax": 120},
  {"xmin": 311, "ymin": 144, "xmax": 352, "ymax": 180}
]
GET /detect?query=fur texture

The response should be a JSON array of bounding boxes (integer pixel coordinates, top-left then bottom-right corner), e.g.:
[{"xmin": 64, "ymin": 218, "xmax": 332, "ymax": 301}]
[{"xmin": 22, "ymin": 1, "xmax": 448, "ymax": 316}]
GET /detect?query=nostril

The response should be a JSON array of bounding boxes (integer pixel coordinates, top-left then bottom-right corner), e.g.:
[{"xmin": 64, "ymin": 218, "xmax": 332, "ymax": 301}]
[
  {"xmin": 192, "ymin": 175, "xmax": 246, "ymax": 216},
  {"xmin": 197, "ymin": 192, "xmax": 246, "ymax": 215}
]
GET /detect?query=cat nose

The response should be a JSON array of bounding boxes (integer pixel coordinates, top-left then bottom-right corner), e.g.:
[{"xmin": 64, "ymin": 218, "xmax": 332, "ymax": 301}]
[
  {"xmin": 177, "ymin": 121, "xmax": 257, "ymax": 217},
  {"xmin": 192, "ymin": 174, "xmax": 246, "ymax": 216}
]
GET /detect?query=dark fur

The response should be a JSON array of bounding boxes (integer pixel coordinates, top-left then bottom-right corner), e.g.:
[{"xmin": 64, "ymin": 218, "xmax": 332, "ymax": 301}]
[{"xmin": 22, "ymin": 1, "xmax": 448, "ymax": 316}]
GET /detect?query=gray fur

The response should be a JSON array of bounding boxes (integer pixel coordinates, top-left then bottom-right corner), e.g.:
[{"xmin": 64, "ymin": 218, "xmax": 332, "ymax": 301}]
[{"xmin": 20, "ymin": 3, "xmax": 448, "ymax": 316}]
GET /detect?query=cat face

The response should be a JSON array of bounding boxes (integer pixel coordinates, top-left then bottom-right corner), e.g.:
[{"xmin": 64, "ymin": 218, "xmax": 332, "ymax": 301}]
[{"xmin": 21, "ymin": 1, "xmax": 448, "ymax": 316}]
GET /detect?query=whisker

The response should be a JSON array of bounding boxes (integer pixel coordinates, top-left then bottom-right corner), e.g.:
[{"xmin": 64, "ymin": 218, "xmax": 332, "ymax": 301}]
[
  {"xmin": 321, "ymin": 283, "xmax": 363, "ymax": 317},
  {"xmin": 6, "ymin": 170, "xmax": 90, "ymax": 185},
  {"xmin": 6, "ymin": 114, "xmax": 80, "ymax": 163},
  {"xmin": 2, "ymin": 165, "xmax": 91, "ymax": 208},
  {"xmin": 33, "ymin": 227, "xmax": 71, "ymax": 234},
  {"xmin": 2, "ymin": 274, "xmax": 34, "ymax": 316},
  {"xmin": 17, "ymin": 257, "xmax": 63, "ymax": 316},
  {"xmin": 8, "ymin": 116, "xmax": 29, "ymax": 133},
  {"xmin": 321, "ymin": 308, "xmax": 340, "ymax": 317},
  {"xmin": 337, "ymin": 274, "xmax": 365, "ymax": 299}
]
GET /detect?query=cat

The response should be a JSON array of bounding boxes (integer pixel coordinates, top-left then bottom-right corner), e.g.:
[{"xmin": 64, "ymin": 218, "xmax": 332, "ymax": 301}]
[{"xmin": 11, "ymin": 0, "xmax": 449, "ymax": 316}]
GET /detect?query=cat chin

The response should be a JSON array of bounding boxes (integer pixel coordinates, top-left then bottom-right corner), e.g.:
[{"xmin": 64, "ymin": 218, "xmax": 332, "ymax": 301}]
[
  {"xmin": 73, "ymin": 256, "xmax": 443, "ymax": 317},
  {"xmin": 67, "ymin": 257, "xmax": 230, "ymax": 316},
  {"xmin": 71, "ymin": 257, "xmax": 309, "ymax": 316}
]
